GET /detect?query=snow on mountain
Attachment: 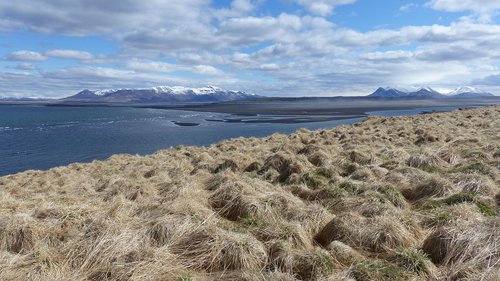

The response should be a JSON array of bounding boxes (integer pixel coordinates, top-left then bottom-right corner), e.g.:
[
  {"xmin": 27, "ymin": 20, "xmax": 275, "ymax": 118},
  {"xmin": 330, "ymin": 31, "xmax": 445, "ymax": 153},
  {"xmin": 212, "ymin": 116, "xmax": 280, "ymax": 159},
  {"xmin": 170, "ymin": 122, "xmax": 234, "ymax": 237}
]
[
  {"xmin": 91, "ymin": 86, "xmax": 224, "ymax": 96},
  {"xmin": 411, "ymin": 87, "xmax": 443, "ymax": 97},
  {"xmin": 94, "ymin": 89, "xmax": 119, "ymax": 96},
  {"xmin": 370, "ymin": 87, "xmax": 408, "ymax": 97},
  {"xmin": 369, "ymin": 87, "xmax": 444, "ymax": 98},
  {"xmin": 447, "ymin": 87, "xmax": 494, "ymax": 97},
  {"xmin": 62, "ymin": 86, "xmax": 259, "ymax": 103},
  {"xmin": 369, "ymin": 86, "xmax": 497, "ymax": 98}
]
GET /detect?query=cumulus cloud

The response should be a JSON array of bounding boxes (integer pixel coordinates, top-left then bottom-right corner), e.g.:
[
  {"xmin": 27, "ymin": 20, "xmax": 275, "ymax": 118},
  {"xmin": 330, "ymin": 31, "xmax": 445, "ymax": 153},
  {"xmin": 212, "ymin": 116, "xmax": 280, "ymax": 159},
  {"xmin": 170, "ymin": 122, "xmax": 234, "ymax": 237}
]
[
  {"xmin": 400, "ymin": 3, "xmax": 417, "ymax": 12},
  {"xmin": 212, "ymin": 0, "xmax": 256, "ymax": 19},
  {"xmin": 0, "ymin": 67, "xmax": 190, "ymax": 98},
  {"xmin": 360, "ymin": 51, "xmax": 414, "ymax": 61},
  {"xmin": 426, "ymin": 0, "xmax": 500, "ymax": 21},
  {"xmin": 1, "ymin": 1, "xmax": 500, "ymax": 97},
  {"xmin": 14, "ymin": 63, "xmax": 36, "ymax": 70},
  {"xmin": 193, "ymin": 65, "xmax": 224, "ymax": 75},
  {"xmin": 231, "ymin": 0, "xmax": 254, "ymax": 13},
  {"xmin": 472, "ymin": 73, "xmax": 500, "ymax": 86},
  {"xmin": 5, "ymin": 50, "xmax": 47, "ymax": 61},
  {"xmin": 45, "ymin": 50, "xmax": 94, "ymax": 60},
  {"xmin": 415, "ymin": 44, "xmax": 489, "ymax": 61},
  {"xmin": 125, "ymin": 59, "xmax": 181, "ymax": 73},
  {"xmin": 294, "ymin": 0, "xmax": 356, "ymax": 16},
  {"xmin": 0, "ymin": 0, "xmax": 211, "ymax": 35},
  {"xmin": 125, "ymin": 59, "xmax": 224, "ymax": 76}
]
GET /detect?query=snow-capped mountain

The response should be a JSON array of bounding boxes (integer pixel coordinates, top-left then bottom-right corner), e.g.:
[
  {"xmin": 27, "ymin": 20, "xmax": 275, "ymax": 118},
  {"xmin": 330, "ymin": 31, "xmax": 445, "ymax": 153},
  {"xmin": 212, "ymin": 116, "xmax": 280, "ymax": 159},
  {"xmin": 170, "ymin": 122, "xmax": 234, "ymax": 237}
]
[
  {"xmin": 369, "ymin": 87, "xmax": 444, "ymax": 98},
  {"xmin": 63, "ymin": 86, "xmax": 259, "ymax": 103},
  {"xmin": 369, "ymin": 87, "xmax": 408, "ymax": 98},
  {"xmin": 447, "ymin": 87, "xmax": 494, "ymax": 98},
  {"xmin": 369, "ymin": 86, "xmax": 496, "ymax": 98}
]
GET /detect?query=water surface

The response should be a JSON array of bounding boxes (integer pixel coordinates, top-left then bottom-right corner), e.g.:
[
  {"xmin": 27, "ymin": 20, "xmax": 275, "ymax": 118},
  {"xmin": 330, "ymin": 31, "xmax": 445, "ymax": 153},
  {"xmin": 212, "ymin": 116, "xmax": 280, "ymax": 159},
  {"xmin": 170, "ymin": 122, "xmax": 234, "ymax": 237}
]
[
  {"xmin": 0, "ymin": 104, "xmax": 474, "ymax": 176},
  {"xmin": 1, "ymin": 105, "xmax": 363, "ymax": 176}
]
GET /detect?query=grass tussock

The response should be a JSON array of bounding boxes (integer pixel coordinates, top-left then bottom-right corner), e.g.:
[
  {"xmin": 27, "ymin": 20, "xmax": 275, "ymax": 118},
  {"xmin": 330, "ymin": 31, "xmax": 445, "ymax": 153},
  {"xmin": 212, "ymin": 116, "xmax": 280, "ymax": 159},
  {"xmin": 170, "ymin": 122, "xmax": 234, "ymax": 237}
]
[
  {"xmin": 402, "ymin": 175, "xmax": 455, "ymax": 201},
  {"xmin": 0, "ymin": 106, "xmax": 499, "ymax": 280},
  {"xmin": 422, "ymin": 219, "xmax": 500, "ymax": 279},
  {"xmin": 392, "ymin": 248, "xmax": 435, "ymax": 276}
]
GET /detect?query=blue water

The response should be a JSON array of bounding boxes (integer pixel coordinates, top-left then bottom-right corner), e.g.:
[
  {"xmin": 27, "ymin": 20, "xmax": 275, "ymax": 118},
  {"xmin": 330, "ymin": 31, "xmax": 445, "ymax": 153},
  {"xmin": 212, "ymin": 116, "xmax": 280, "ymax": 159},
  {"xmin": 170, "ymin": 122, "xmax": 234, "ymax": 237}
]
[
  {"xmin": 0, "ymin": 105, "xmax": 363, "ymax": 176},
  {"xmin": 0, "ymin": 105, "xmax": 471, "ymax": 176}
]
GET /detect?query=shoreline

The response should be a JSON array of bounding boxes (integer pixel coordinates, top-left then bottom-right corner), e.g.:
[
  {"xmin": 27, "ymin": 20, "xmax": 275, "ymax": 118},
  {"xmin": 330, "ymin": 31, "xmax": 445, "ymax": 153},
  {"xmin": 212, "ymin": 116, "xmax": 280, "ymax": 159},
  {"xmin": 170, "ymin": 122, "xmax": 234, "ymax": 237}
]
[
  {"xmin": 2, "ymin": 96, "xmax": 499, "ymax": 116},
  {"xmin": 1, "ymin": 103, "xmax": 497, "ymax": 177}
]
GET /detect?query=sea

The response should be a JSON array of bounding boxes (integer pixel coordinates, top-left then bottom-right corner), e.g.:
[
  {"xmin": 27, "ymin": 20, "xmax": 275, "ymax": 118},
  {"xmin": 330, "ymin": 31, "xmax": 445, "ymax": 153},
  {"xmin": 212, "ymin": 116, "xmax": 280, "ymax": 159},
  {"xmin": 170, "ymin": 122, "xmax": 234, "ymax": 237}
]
[{"xmin": 0, "ymin": 104, "xmax": 470, "ymax": 176}]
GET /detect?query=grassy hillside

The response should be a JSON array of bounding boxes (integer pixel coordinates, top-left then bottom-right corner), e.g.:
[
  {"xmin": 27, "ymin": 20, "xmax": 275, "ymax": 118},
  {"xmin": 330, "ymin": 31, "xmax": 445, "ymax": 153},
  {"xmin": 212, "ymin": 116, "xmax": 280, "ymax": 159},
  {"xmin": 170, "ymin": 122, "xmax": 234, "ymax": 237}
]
[{"xmin": 0, "ymin": 106, "xmax": 499, "ymax": 280}]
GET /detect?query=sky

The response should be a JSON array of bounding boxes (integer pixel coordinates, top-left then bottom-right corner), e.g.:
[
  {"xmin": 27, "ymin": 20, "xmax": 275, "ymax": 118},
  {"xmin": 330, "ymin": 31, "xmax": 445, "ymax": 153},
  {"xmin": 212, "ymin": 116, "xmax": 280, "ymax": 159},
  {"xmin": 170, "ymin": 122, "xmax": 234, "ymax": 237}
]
[{"xmin": 1, "ymin": 0, "xmax": 500, "ymax": 98}]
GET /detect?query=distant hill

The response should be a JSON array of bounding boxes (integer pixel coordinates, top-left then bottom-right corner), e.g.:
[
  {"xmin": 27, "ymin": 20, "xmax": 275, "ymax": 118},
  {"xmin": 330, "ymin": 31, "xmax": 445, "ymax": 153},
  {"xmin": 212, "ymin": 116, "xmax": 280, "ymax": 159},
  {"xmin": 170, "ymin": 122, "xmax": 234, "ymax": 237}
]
[
  {"xmin": 62, "ymin": 86, "xmax": 260, "ymax": 103},
  {"xmin": 446, "ymin": 86, "xmax": 495, "ymax": 98},
  {"xmin": 369, "ymin": 87, "xmax": 409, "ymax": 98},
  {"xmin": 369, "ymin": 86, "xmax": 495, "ymax": 98}
]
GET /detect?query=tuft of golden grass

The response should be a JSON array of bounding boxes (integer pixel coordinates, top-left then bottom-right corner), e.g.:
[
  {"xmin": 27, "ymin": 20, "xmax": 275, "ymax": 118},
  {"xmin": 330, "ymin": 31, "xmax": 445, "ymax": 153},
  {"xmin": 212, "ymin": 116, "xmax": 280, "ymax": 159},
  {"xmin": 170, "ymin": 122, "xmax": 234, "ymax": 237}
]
[{"xmin": 0, "ymin": 106, "xmax": 499, "ymax": 280}]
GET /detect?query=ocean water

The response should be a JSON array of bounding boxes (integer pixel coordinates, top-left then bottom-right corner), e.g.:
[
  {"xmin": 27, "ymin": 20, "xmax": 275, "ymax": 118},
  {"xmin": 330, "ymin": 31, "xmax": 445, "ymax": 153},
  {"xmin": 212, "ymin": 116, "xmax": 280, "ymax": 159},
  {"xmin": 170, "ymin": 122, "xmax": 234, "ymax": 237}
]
[
  {"xmin": 0, "ymin": 105, "xmax": 364, "ymax": 176},
  {"xmin": 0, "ymin": 105, "xmax": 466, "ymax": 176}
]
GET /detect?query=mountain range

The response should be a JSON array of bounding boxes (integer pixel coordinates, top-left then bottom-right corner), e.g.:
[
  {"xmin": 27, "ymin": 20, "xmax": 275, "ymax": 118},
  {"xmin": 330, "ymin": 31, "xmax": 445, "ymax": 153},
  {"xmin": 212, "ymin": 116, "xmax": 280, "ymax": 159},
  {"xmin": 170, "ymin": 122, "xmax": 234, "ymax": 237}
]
[
  {"xmin": 369, "ymin": 86, "xmax": 495, "ymax": 98},
  {"xmin": 4, "ymin": 85, "xmax": 494, "ymax": 104},
  {"xmin": 62, "ymin": 86, "xmax": 259, "ymax": 103}
]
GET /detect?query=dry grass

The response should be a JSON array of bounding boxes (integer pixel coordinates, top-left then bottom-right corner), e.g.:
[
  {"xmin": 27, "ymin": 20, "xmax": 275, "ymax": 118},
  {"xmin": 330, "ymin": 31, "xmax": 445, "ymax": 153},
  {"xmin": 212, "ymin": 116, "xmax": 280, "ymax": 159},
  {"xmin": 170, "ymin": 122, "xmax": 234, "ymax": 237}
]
[{"xmin": 0, "ymin": 106, "xmax": 499, "ymax": 280}]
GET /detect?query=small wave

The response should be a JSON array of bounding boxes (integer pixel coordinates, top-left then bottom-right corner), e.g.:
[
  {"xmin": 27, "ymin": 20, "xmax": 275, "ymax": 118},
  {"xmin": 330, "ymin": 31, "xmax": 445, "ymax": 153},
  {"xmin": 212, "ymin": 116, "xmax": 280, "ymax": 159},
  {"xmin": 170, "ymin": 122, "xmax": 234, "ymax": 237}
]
[
  {"xmin": 143, "ymin": 117, "xmax": 167, "ymax": 121},
  {"xmin": 179, "ymin": 114, "xmax": 201, "ymax": 118},
  {"xmin": 55, "ymin": 124, "xmax": 75, "ymax": 128},
  {"xmin": 0, "ymin": 126, "xmax": 23, "ymax": 132}
]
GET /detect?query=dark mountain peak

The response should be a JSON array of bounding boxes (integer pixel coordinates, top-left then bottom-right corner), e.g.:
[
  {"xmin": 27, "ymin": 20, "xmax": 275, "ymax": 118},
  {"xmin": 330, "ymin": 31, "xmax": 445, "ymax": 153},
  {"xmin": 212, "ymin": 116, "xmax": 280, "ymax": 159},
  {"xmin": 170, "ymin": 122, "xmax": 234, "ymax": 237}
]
[
  {"xmin": 63, "ymin": 89, "xmax": 99, "ymax": 100},
  {"xmin": 411, "ymin": 87, "xmax": 443, "ymax": 97},
  {"xmin": 370, "ymin": 87, "xmax": 408, "ymax": 97},
  {"xmin": 61, "ymin": 86, "xmax": 260, "ymax": 104},
  {"xmin": 369, "ymin": 86, "xmax": 445, "ymax": 98}
]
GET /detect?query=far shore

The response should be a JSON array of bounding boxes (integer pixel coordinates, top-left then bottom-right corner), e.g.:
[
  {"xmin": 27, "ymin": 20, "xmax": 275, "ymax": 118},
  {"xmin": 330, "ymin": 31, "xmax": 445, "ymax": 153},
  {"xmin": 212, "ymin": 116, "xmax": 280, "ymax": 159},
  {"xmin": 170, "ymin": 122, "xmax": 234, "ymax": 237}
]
[{"xmin": 1, "ymin": 96, "xmax": 499, "ymax": 116}]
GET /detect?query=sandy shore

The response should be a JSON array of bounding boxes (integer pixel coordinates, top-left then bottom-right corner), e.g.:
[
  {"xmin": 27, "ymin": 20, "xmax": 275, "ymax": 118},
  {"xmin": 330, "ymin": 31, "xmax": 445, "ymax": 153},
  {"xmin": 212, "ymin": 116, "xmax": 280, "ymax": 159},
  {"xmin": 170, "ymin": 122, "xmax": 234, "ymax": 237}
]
[{"xmin": 0, "ymin": 106, "xmax": 498, "ymax": 280}]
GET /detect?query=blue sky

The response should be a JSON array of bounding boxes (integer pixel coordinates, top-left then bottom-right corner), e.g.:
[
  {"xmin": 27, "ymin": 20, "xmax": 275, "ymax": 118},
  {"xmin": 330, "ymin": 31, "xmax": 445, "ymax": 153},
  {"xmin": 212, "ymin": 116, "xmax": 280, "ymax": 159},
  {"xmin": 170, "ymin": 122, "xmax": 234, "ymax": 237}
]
[{"xmin": 1, "ymin": 0, "xmax": 500, "ymax": 97}]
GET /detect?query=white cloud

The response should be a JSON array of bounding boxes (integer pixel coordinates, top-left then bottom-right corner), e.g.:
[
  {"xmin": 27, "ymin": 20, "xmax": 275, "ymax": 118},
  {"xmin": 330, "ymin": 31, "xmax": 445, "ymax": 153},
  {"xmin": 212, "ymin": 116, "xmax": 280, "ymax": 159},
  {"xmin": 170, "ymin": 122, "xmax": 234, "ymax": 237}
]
[
  {"xmin": 125, "ymin": 59, "xmax": 224, "ymax": 76},
  {"xmin": 193, "ymin": 65, "xmax": 224, "ymax": 75},
  {"xmin": 231, "ymin": 0, "xmax": 254, "ymax": 13},
  {"xmin": 0, "ymin": 0, "xmax": 212, "ymax": 35},
  {"xmin": 125, "ymin": 59, "xmax": 181, "ymax": 73},
  {"xmin": 473, "ymin": 73, "xmax": 500, "ymax": 86},
  {"xmin": 426, "ymin": 0, "xmax": 500, "ymax": 21},
  {"xmin": 360, "ymin": 51, "xmax": 414, "ymax": 61},
  {"xmin": 294, "ymin": 0, "xmax": 356, "ymax": 16},
  {"xmin": 0, "ymin": 18, "xmax": 22, "ymax": 31},
  {"xmin": 0, "ymin": 66, "xmax": 190, "ymax": 98},
  {"xmin": 400, "ymin": 3, "xmax": 417, "ymax": 12},
  {"xmin": 1, "ymin": 1, "xmax": 500, "ymax": 97},
  {"xmin": 15, "ymin": 63, "xmax": 36, "ymax": 70},
  {"xmin": 45, "ymin": 50, "xmax": 94, "ymax": 60},
  {"xmin": 211, "ymin": 0, "xmax": 256, "ymax": 19},
  {"xmin": 259, "ymin": 63, "xmax": 280, "ymax": 71},
  {"xmin": 5, "ymin": 50, "xmax": 47, "ymax": 61}
]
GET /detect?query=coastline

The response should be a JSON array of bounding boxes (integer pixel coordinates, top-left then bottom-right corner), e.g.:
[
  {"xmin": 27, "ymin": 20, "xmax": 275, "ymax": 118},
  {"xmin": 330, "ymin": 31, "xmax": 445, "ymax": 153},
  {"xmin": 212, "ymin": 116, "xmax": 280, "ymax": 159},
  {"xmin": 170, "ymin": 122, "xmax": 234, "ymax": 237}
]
[
  {"xmin": 1, "ymin": 101, "xmax": 496, "ymax": 176},
  {"xmin": 2, "ymin": 95, "xmax": 500, "ymax": 116},
  {"xmin": 0, "ymin": 106, "xmax": 499, "ymax": 280}
]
